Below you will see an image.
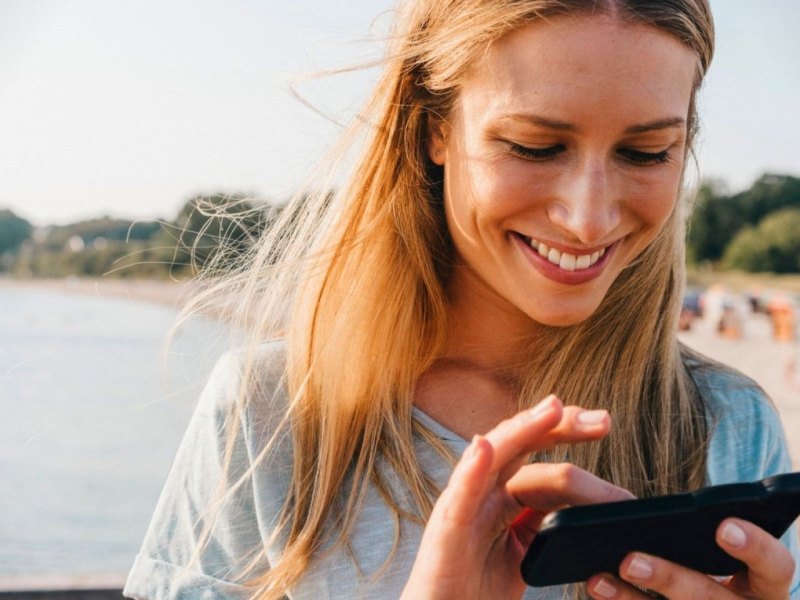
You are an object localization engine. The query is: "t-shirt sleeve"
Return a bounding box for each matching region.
[701,371,800,598]
[123,351,269,599]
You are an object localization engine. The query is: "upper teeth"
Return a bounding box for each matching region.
[529,238,605,271]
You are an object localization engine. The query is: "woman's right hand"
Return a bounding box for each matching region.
[401,394,635,600]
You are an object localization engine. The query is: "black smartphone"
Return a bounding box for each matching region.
[521,472,800,587]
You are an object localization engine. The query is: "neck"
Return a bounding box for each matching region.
[412,267,544,439]
[443,266,542,380]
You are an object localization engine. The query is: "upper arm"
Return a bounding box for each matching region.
[123,350,274,599]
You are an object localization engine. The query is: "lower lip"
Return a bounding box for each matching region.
[512,233,618,285]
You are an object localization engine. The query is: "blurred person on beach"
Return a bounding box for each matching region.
[769,292,797,343]
[124,1,799,598]
[718,300,744,340]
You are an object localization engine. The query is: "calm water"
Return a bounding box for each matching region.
[0,286,228,578]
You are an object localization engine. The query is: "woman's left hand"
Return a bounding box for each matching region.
[587,517,796,599]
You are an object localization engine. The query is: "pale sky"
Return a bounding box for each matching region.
[1,1,799,226]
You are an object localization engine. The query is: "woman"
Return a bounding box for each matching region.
[124,0,800,598]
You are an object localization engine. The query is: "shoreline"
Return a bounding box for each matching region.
[0,276,194,308]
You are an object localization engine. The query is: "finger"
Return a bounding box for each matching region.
[618,552,738,600]
[717,518,796,599]
[433,435,494,527]
[501,463,634,538]
[413,435,495,582]
[504,407,613,489]
[497,405,611,484]
[503,476,630,560]
[506,462,635,516]
[587,574,653,599]
[538,404,612,446]
[485,396,611,482]
[509,508,546,551]
[483,395,562,477]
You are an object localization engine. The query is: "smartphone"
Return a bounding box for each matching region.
[521,472,800,587]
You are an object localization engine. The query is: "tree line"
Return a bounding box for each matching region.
[688,173,800,272]
[0,194,276,279]
[1,173,799,279]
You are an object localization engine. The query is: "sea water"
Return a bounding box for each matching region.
[0,286,228,578]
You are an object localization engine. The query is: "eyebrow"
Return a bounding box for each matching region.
[501,113,575,131]
[500,113,686,134]
[624,117,686,134]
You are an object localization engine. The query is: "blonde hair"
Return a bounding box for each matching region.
[179,0,716,597]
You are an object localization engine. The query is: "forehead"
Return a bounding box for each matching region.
[459,15,698,129]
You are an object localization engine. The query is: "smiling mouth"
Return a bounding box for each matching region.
[519,235,609,271]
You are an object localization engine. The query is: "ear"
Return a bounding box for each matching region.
[427,121,446,166]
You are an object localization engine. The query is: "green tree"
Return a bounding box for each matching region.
[0,209,33,254]
[686,179,733,263]
[723,208,800,273]
[5,193,285,279]
[154,194,269,275]
[42,217,161,251]
[738,174,800,223]
[687,174,800,264]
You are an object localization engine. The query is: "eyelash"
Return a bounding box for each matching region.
[617,148,671,165]
[509,143,671,166]
[509,143,565,161]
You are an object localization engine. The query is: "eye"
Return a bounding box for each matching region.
[509,143,566,162]
[617,148,671,166]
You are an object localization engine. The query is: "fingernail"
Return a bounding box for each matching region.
[591,577,617,598]
[625,555,653,581]
[721,522,747,548]
[577,409,607,426]
[529,395,556,420]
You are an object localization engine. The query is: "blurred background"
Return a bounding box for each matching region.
[0,0,799,594]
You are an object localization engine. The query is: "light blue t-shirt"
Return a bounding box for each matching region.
[123,341,800,599]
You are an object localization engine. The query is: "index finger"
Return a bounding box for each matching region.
[484,395,611,482]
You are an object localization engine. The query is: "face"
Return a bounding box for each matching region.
[429,15,697,330]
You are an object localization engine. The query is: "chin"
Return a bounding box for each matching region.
[535,314,591,328]
[526,301,602,328]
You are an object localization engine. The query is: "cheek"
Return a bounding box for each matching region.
[448,157,549,226]
[628,175,681,229]
[443,157,499,234]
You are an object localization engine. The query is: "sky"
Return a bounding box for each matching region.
[1,0,799,227]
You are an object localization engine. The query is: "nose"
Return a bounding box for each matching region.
[547,160,621,246]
